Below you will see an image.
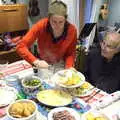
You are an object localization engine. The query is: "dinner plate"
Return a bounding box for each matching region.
[61,82,95,97]
[37,89,72,107]
[81,111,110,120]
[48,107,80,120]
[0,86,17,107]
[52,69,85,88]
[77,88,95,97]
[73,82,95,97]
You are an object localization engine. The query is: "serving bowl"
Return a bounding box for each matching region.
[7,99,37,120]
[21,76,43,96]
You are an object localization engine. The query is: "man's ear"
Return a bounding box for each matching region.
[100,41,103,47]
[115,46,120,54]
[118,47,120,52]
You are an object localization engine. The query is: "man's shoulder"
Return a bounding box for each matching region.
[89,46,101,57]
[114,52,120,63]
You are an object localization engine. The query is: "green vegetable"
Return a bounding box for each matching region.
[24,79,41,86]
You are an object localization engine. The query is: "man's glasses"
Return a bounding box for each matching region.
[101,41,118,49]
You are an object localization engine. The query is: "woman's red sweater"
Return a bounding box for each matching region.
[16,18,77,68]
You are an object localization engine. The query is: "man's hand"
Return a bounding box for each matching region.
[33,60,49,69]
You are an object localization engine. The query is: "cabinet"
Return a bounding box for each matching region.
[0,4,29,64]
[0,4,28,33]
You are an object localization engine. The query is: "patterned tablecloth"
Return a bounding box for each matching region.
[0,60,120,120]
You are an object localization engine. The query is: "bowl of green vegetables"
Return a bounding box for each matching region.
[21,76,43,96]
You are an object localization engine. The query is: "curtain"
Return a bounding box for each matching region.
[84,0,93,23]
[61,0,80,35]
[90,0,103,23]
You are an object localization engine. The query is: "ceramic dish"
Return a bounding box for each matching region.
[0,86,17,107]
[52,69,85,88]
[37,89,72,107]
[2,111,47,120]
[48,107,80,120]
[81,111,110,120]
[62,82,95,97]
[7,99,37,120]
[21,76,43,96]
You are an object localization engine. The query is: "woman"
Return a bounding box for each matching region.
[16,1,77,70]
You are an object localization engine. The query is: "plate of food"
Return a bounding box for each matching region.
[52,68,85,88]
[0,86,17,107]
[7,99,37,120]
[48,107,80,120]
[81,111,111,120]
[64,82,95,97]
[37,89,72,107]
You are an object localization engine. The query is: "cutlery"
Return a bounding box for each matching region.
[85,89,101,102]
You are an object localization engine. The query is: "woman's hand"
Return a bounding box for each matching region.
[33,59,49,69]
[12,36,22,45]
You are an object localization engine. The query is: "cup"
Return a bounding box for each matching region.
[5,75,21,91]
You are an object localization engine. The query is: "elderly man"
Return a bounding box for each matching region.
[84,32,120,93]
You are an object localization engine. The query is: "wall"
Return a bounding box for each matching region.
[108,0,120,26]
[61,0,80,35]
[90,0,104,23]
[17,0,48,28]
[16,0,48,53]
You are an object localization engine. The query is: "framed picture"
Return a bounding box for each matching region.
[1,0,16,4]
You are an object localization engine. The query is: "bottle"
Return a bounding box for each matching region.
[82,37,89,52]
[33,67,38,76]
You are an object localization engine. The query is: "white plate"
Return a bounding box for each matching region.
[63,82,95,97]
[0,86,17,107]
[81,111,110,120]
[78,88,95,97]
[48,107,80,120]
[37,89,72,107]
[52,69,85,88]
[67,88,95,97]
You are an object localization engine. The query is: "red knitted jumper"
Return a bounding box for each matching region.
[16,18,77,68]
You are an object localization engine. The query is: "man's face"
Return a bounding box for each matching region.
[100,34,120,60]
[49,15,66,34]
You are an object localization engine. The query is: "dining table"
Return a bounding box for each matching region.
[0,60,120,120]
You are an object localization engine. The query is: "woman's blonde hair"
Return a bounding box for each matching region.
[48,1,67,18]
